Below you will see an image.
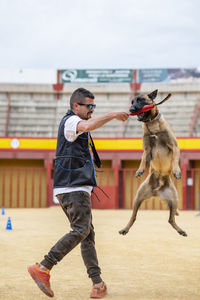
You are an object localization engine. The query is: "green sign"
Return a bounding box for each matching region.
[60,69,133,83]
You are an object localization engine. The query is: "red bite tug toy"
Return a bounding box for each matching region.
[129,104,154,116]
[129,93,172,116]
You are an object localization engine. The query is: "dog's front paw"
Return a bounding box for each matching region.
[173,170,181,179]
[119,229,129,235]
[135,169,144,177]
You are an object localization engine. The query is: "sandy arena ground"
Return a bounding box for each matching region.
[0,207,199,300]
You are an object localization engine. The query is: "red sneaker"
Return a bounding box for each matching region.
[28,263,54,297]
[90,281,107,298]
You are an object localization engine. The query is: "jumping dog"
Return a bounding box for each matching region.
[119,90,187,237]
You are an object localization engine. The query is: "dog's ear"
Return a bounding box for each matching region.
[148,90,158,100]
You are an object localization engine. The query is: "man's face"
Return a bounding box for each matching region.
[75,97,95,120]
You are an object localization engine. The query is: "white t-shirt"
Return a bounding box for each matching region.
[54,115,93,196]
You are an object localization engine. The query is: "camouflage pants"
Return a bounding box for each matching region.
[40,191,102,284]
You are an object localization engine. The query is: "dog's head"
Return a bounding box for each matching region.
[129,89,158,122]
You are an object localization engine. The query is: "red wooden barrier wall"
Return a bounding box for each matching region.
[0,166,199,209]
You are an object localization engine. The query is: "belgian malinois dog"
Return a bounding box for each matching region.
[119,89,187,237]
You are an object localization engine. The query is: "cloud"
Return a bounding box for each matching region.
[0,0,199,69]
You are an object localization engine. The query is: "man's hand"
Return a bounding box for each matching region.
[114,112,129,121]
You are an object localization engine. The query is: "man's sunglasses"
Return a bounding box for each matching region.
[77,103,96,111]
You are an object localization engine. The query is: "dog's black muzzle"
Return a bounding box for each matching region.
[129,105,138,114]
[129,104,151,122]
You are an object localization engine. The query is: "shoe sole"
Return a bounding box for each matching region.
[90,287,107,298]
[28,266,54,298]
[90,291,107,299]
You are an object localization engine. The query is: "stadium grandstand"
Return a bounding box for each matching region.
[0,68,200,211]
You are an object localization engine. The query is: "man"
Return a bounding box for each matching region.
[28,88,129,298]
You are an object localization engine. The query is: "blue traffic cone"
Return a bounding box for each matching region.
[1,206,5,215]
[6,217,12,230]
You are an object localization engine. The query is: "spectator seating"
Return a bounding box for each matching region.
[0,83,199,138]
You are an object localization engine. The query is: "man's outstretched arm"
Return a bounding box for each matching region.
[77,112,129,132]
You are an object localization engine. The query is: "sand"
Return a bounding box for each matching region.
[0,207,199,300]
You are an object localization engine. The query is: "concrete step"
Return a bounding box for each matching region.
[0,118,6,124]
[9,119,55,125]
[10,102,57,108]
[10,107,56,113]
[9,113,56,120]
[0,131,5,137]
[8,124,53,130]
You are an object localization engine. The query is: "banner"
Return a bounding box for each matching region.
[60,69,133,83]
[59,68,200,84]
[137,69,168,83]
[137,68,200,83]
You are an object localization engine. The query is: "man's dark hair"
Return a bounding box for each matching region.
[70,88,95,109]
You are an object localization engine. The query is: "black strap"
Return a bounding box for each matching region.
[89,133,102,168]
[92,186,110,201]
[156,93,171,106]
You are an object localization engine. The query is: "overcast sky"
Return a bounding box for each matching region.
[0,0,199,71]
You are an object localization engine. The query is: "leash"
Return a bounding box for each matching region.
[89,132,102,168]
[89,133,110,201]
[156,93,171,106]
[92,185,110,202]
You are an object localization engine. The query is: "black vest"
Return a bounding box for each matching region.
[53,110,97,188]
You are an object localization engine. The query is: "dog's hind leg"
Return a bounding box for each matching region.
[119,175,153,235]
[159,180,187,237]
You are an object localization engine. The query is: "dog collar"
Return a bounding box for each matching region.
[144,110,161,123]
